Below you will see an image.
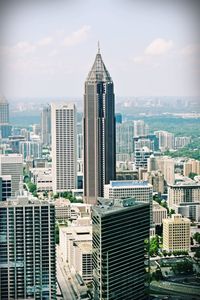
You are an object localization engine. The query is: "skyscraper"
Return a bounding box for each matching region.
[0,95,12,138]
[51,103,77,193]
[0,197,56,299]
[134,120,149,137]
[84,46,116,204]
[41,104,51,146]
[0,154,23,196]
[92,197,150,300]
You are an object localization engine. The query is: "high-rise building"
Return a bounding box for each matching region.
[0,197,56,299]
[0,95,9,124]
[154,130,174,151]
[19,141,42,160]
[51,103,77,193]
[134,120,149,137]
[175,136,191,149]
[0,154,23,196]
[116,121,134,155]
[163,214,190,252]
[41,105,51,146]
[92,197,150,300]
[104,180,153,225]
[147,170,164,194]
[0,95,12,138]
[152,201,167,225]
[135,146,153,169]
[83,47,116,204]
[168,182,200,208]
[0,175,12,201]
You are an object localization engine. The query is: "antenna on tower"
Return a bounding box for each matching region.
[98,41,100,54]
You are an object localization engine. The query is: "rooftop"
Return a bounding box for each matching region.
[0,197,52,208]
[109,180,150,188]
[93,197,149,216]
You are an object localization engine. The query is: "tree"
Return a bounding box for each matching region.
[28,182,37,193]
[172,260,193,275]
[189,172,198,180]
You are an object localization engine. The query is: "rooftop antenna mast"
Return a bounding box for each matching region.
[98,41,100,54]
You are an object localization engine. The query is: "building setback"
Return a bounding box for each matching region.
[0,197,56,299]
[83,47,116,204]
[92,198,150,300]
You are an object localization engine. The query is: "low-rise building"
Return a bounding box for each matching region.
[163,214,190,252]
[153,201,167,225]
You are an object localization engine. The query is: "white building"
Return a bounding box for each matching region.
[154,130,174,151]
[59,224,92,282]
[134,120,149,137]
[152,201,167,225]
[0,154,23,196]
[174,202,200,222]
[168,181,200,208]
[51,103,77,193]
[163,214,190,252]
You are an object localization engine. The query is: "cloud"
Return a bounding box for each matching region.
[133,38,174,64]
[144,38,173,56]
[13,41,36,54]
[37,37,53,47]
[180,44,200,56]
[63,25,91,47]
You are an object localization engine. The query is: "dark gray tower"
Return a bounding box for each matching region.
[84,46,116,204]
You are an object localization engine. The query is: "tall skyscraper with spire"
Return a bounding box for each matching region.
[83,46,116,204]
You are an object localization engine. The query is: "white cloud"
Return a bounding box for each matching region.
[133,56,145,64]
[180,44,200,56]
[63,25,91,47]
[13,41,36,54]
[37,36,53,47]
[145,38,173,56]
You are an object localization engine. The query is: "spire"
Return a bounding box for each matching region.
[98,41,100,54]
[86,47,112,82]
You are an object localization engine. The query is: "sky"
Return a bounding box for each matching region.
[0,0,200,98]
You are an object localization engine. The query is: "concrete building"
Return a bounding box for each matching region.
[59,224,92,282]
[174,202,200,222]
[51,103,77,193]
[41,104,51,146]
[155,130,174,151]
[163,214,190,252]
[168,182,200,208]
[0,154,23,196]
[83,47,116,204]
[135,146,153,169]
[0,197,56,299]
[134,120,149,137]
[153,201,167,225]
[0,175,12,201]
[92,198,150,300]
[156,156,175,185]
[183,159,200,176]
[19,141,42,160]
[104,180,153,229]
[116,121,134,155]
[0,96,12,138]
[175,136,191,149]
[147,170,164,194]
[30,168,53,192]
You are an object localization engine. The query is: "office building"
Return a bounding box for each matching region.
[115,113,122,124]
[41,104,51,146]
[59,224,92,282]
[152,201,167,225]
[174,202,200,222]
[0,197,56,299]
[51,103,77,193]
[133,134,159,152]
[134,120,149,137]
[168,182,200,208]
[163,214,190,252]
[83,47,116,204]
[104,180,153,225]
[0,95,12,138]
[175,136,191,149]
[135,146,153,169]
[0,154,23,196]
[19,141,42,160]
[116,121,134,154]
[156,156,175,185]
[0,175,12,201]
[92,198,150,300]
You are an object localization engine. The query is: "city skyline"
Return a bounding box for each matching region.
[1,0,200,98]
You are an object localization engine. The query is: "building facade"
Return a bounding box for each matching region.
[41,104,51,146]
[83,48,116,204]
[163,214,190,252]
[0,175,12,201]
[51,103,77,193]
[92,198,150,300]
[0,197,56,299]
[0,154,23,196]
